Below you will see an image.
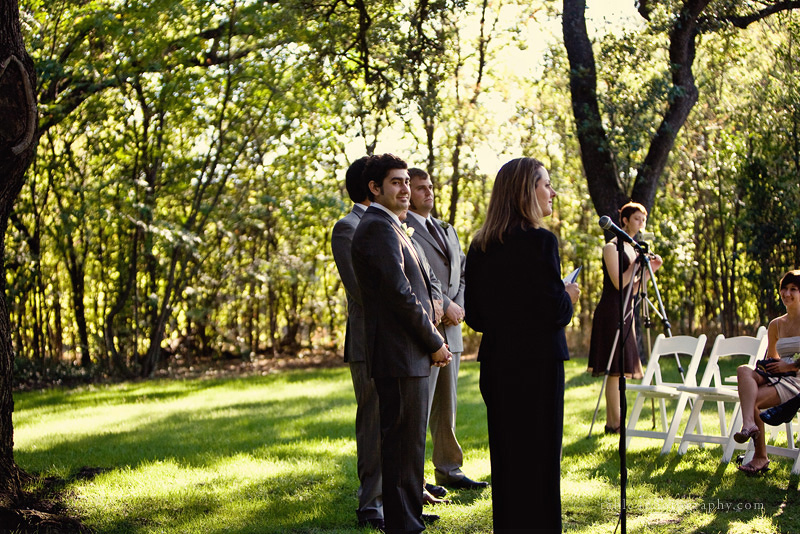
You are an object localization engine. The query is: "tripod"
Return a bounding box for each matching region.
[587,239,675,534]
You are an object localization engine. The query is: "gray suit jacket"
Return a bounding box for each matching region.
[331,206,366,363]
[407,215,466,352]
[352,206,445,378]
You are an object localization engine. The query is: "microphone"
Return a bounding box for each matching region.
[599,215,638,246]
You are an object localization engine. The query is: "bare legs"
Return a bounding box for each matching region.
[605,376,621,431]
[736,365,781,470]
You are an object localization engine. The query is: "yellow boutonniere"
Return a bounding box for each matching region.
[401,223,415,238]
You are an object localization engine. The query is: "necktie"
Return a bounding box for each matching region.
[426,219,448,257]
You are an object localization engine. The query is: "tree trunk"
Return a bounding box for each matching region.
[563,0,711,219]
[562,0,625,220]
[0,0,38,505]
[65,247,90,366]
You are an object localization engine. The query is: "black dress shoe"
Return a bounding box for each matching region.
[424,482,448,498]
[760,393,800,426]
[357,518,385,530]
[445,476,488,490]
[421,513,439,524]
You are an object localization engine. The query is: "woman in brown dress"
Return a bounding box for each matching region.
[587,202,662,433]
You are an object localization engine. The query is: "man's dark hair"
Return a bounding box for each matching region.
[363,153,408,201]
[408,167,429,182]
[345,156,370,203]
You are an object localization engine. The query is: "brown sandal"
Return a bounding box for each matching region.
[737,460,770,476]
[733,426,760,443]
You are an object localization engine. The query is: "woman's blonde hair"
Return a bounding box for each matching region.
[473,157,547,251]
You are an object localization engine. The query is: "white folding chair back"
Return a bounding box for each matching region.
[677,333,768,455]
[756,325,767,339]
[625,333,707,454]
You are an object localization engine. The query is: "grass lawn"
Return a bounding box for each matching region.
[13,357,800,533]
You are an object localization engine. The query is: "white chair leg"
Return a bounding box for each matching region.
[662,394,691,454]
[678,397,706,455]
[626,393,647,449]
[722,409,745,463]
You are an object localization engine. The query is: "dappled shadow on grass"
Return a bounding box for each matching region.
[16,368,371,533]
[14,378,230,424]
[15,365,494,533]
[564,360,596,390]
[17,389,356,472]
[450,361,489,453]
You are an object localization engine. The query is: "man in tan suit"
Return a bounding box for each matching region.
[405,168,488,492]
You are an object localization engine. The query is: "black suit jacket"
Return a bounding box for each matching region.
[464,226,573,362]
[352,206,445,378]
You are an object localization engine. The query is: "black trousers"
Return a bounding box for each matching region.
[481,356,565,533]
[350,361,383,521]
[374,376,429,534]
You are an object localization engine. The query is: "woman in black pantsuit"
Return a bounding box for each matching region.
[464,157,579,533]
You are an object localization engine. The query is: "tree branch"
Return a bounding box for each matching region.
[38,20,264,135]
[717,0,800,29]
[632,0,711,210]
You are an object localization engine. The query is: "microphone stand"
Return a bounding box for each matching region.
[616,236,628,534]
[615,242,680,534]
[606,234,648,534]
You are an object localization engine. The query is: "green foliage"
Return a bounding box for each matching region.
[733,17,800,322]
[8,1,800,375]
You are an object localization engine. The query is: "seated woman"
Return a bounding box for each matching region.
[734,270,800,474]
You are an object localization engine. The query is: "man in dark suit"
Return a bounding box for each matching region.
[331,156,384,529]
[405,168,488,492]
[332,159,446,528]
[352,153,452,534]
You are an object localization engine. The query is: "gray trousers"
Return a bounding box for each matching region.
[427,351,465,484]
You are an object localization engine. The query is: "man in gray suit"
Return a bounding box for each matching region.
[331,156,384,529]
[405,168,488,491]
[352,154,452,534]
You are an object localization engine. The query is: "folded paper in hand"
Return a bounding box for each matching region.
[562,267,581,284]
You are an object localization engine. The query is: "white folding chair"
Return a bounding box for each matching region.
[756,325,767,340]
[625,333,707,454]
[676,333,768,455]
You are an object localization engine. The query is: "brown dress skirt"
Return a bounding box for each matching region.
[587,252,643,379]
